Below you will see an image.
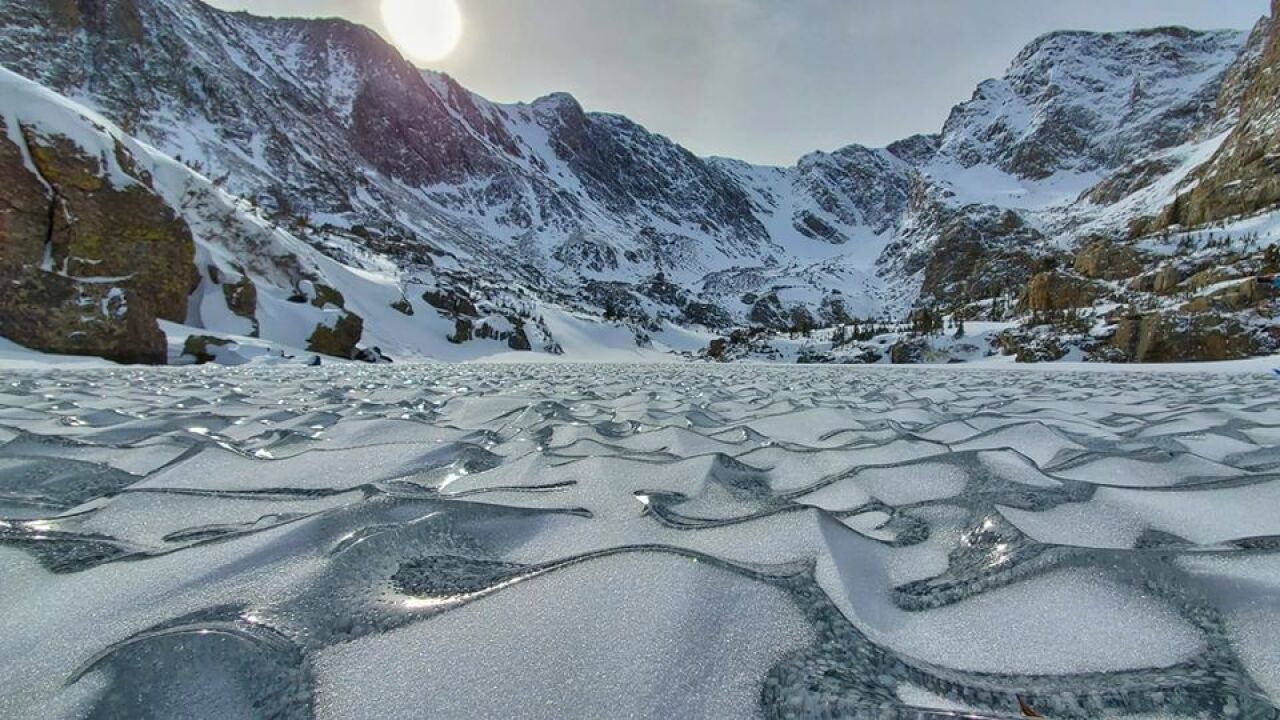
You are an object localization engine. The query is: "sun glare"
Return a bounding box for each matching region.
[380,0,463,63]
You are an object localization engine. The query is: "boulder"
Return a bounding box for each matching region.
[306,311,363,358]
[1017,272,1101,313]
[1152,266,1182,294]
[507,321,532,351]
[0,129,197,364]
[182,335,233,365]
[889,339,923,365]
[353,346,393,364]
[1072,239,1144,280]
[707,338,728,361]
[448,318,473,344]
[310,283,345,309]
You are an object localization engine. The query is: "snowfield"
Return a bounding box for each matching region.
[1,363,1279,718]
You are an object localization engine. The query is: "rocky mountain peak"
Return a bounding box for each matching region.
[937,26,1246,179]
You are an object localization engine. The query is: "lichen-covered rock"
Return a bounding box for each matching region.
[1185,268,1234,292]
[182,335,232,364]
[1152,265,1182,294]
[1110,312,1261,362]
[1017,272,1102,313]
[306,311,363,358]
[1072,239,1144,280]
[0,127,197,364]
[310,283,345,309]
[1182,279,1270,314]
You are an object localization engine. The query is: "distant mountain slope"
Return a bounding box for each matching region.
[1,66,652,365]
[0,0,1277,364]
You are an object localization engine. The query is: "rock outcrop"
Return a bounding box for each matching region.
[1017,272,1102,313]
[0,125,196,364]
[1109,312,1262,363]
[1072,240,1145,281]
[1151,6,1280,229]
[306,311,364,358]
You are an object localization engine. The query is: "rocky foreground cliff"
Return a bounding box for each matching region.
[0,0,1278,365]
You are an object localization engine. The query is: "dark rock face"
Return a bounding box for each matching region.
[748,294,787,330]
[0,126,196,364]
[792,145,914,238]
[448,318,473,344]
[222,273,258,334]
[423,288,478,318]
[900,201,1045,303]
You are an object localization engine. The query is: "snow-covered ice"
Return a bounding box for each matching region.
[1,363,1279,719]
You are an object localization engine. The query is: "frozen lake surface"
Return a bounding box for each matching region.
[1,364,1279,719]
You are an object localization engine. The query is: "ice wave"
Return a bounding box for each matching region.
[0,365,1278,719]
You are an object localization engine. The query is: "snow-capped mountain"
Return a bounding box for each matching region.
[0,0,1277,364]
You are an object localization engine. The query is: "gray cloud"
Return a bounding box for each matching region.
[205,0,1268,165]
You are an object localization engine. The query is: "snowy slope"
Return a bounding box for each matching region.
[2,65,684,364]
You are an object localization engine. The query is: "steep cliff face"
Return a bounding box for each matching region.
[882,25,1251,308]
[936,27,1241,180]
[1150,6,1280,229]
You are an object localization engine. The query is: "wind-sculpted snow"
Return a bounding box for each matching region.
[1,365,1279,719]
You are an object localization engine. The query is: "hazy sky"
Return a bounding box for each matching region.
[206,0,1269,165]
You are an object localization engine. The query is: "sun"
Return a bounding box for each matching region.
[380,0,464,63]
